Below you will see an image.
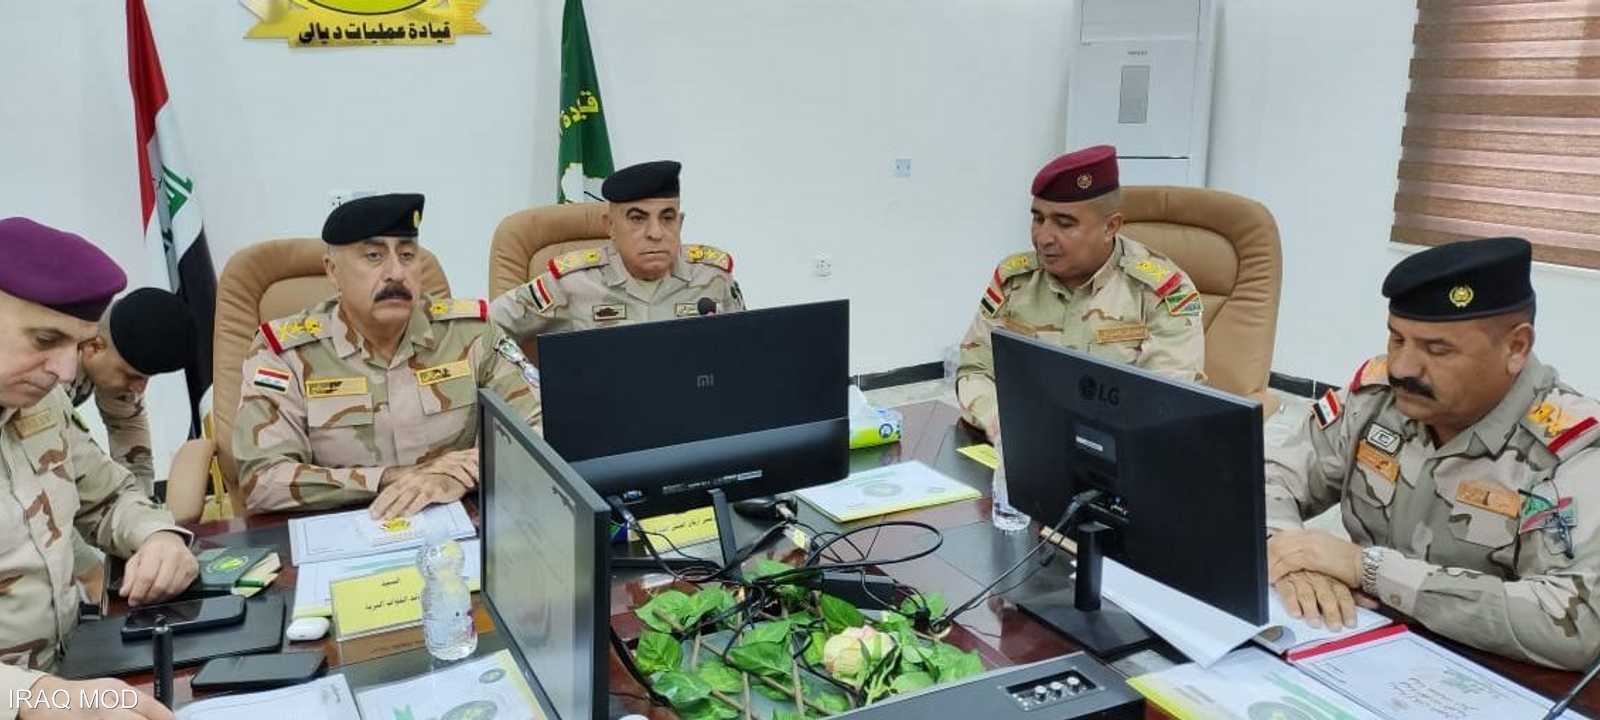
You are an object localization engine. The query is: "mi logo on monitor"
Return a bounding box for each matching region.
[1078,376,1120,406]
[696,374,715,389]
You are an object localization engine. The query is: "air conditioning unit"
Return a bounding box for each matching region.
[1065,0,1218,187]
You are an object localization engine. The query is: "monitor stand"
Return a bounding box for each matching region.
[610,488,745,580]
[1016,521,1153,658]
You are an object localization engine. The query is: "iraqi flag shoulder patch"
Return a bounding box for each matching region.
[252,367,291,393]
[1312,388,1342,429]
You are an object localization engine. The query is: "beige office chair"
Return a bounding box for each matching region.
[210,238,451,516]
[1119,186,1283,414]
[487,203,609,363]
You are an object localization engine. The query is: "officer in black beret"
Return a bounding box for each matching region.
[489,160,745,346]
[74,288,198,495]
[233,194,541,517]
[1262,237,1600,671]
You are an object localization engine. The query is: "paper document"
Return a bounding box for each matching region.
[176,675,359,720]
[1128,647,1384,720]
[293,539,481,618]
[1292,628,1588,720]
[956,444,1000,470]
[289,501,475,565]
[356,649,545,720]
[1099,559,1390,667]
[794,461,979,522]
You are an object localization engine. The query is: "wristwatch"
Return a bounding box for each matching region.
[1360,545,1385,596]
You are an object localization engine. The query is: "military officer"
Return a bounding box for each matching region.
[490,160,745,346]
[233,194,541,519]
[0,217,196,720]
[1265,237,1600,671]
[956,146,1206,441]
[73,287,198,495]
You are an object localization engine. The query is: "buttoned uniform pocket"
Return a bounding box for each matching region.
[1449,492,1519,550]
[306,393,377,468]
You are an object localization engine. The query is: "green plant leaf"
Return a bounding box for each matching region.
[636,630,683,675]
[803,631,826,666]
[899,592,947,620]
[695,659,744,694]
[693,586,735,622]
[750,558,793,580]
[754,683,792,702]
[891,671,935,694]
[677,699,740,720]
[818,594,866,633]
[927,643,984,683]
[785,611,817,629]
[772,711,809,720]
[638,590,695,632]
[894,628,924,666]
[654,670,712,707]
[727,641,793,678]
[874,611,910,633]
[744,619,792,645]
[810,690,850,714]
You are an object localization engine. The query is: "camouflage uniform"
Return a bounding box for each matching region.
[489,242,745,341]
[66,373,153,494]
[1266,353,1600,670]
[233,295,541,514]
[955,235,1207,431]
[0,388,185,700]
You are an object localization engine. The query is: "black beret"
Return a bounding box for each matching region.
[602,161,681,203]
[0,217,126,321]
[322,193,425,245]
[107,288,197,376]
[1383,237,1534,322]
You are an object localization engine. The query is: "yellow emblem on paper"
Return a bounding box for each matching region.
[241,0,488,47]
[1076,173,1093,190]
[1449,285,1474,309]
[380,517,412,534]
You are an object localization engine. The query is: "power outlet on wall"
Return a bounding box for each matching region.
[813,254,833,278]
[893,158,912,178]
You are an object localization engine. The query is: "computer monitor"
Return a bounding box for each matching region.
[479,390,611,720]
[538,299,850,559]
[993,329,1267,656]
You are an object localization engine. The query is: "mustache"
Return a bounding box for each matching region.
[373,284,413,302]
[1389,375,1436,400]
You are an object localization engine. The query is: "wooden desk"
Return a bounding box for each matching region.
[132,400,1596,718]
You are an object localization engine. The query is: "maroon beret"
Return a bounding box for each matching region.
[1032,145,1120,202]
[0,217,127,321]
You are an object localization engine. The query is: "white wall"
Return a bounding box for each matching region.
[6,1,1600,476]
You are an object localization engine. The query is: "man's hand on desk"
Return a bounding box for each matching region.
[1268,530,1381,630]
[118,531,197,607]
[1273,571,1376,630]
[20,675,172,720]
[371,449,479,520]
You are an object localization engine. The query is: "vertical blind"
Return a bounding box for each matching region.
[1394,0,1600,269]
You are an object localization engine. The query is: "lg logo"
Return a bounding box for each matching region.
[1079,376,1120,406]
[696,374,715,389]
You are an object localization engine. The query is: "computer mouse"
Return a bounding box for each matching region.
[286,616,330,642]
[731,496,795,521]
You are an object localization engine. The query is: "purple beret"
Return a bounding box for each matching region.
[1032,145,1120,202]
[0,217,127,321]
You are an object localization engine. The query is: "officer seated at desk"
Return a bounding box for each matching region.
[233,194,540,520]
[0,218,198,720]
[1264,236,1600,671]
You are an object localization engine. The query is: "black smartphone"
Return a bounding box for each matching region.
[191,652,327,692]
[120,595,246,640]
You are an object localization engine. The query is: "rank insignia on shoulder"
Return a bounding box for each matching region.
[1164,290,1203,317]
[685,244,735,273]
[260,314,328,355]
[428,298,488,322]
[548,248,608,279]
[1312,388,1342,429]
[1126,258,1185,298]
[995,252,1037,281]
[252,367,291,394]
[1348,356,1390,392]
[1525,398,1600,455]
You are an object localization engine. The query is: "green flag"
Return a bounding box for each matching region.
[557,0,614,203]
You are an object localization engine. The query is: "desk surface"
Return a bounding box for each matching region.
[146,399,1597,719]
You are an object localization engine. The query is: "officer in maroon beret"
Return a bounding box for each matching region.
[0,217,193,719]
[955,146,1207,441]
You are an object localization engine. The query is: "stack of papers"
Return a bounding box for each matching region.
[288,502,476,566]
[795,461,979,523]
[292,539,481,619]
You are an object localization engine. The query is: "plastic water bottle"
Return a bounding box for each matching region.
[990,435,1032,533]
[417,526,477,661]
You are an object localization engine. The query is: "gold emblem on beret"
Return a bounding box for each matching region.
[1076,173,1094,190]
[412,210,422,228]
[1449,285,1475,309]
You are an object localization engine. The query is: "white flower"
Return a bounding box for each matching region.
[822,626,896,681]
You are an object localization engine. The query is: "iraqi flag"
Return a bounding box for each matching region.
[128,0,217,437]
